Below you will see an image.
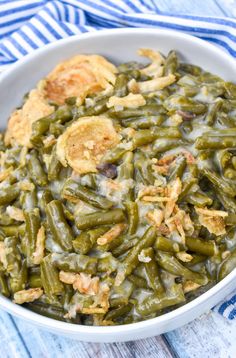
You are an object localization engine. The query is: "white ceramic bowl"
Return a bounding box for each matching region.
[0,28,235,342]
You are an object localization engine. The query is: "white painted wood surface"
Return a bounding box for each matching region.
[0,1,235,357]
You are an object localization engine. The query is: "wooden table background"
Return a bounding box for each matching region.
[1,1,236,357]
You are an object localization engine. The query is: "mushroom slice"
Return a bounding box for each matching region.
[45,54,117,105]
[5,88,53,147]
[56,116,120,174]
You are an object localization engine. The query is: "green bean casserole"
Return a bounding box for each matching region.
[0,48,236,325]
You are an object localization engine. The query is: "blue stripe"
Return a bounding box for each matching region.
[7,36,27,55]
[27,22,50,44]
[0,15,34,29]
[52,2,62,20]
[0,2,41,17]
[124,0,143,13]
[228,308,236,320]
[198,36,236,56]
[18,29,38,49]
[218,295,236,315]
[0,42,16,59]
[36,14,62,39]
[154,11,236,29]
[64,4,70,22]
[101,0,126,14]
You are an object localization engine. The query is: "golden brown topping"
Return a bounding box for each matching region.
[129,74,176,94]
[137,185,165,200]
[5,88,54,147]
[152,164,169,175]
[97,223,127,245]
[107,93,146,109]
[146,209,164,228]
[32,226,46,265]
[195,207,228,236]
[45,54,117,105]
[43,134,56,148]
[13,288,43,304]
[6,206,25,222]
[138,48,165,77]
[183,281,201,293]
[176,251,193,262]
[59,271,100,296]
[164,178,182,219]
[56,116,120,174]
[142,196,170,202]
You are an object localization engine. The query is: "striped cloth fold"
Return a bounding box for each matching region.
[0,0,235,320]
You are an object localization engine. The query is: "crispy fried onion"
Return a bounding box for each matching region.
[183,280,201,293]
[164,178,182,219]
[97,223,127,245]
[138,48,165,77]
[153,151,195,176]
[128,74,176,94]
[6,206,25,222]
[13,288,43,304]
[32,226,46,265]
[107,93,146,109]
[45,54,117,105]
[56,116,120,174]
[59,271,100,296]
[0,242,7,268]
[5,88,54,148]
[195,207,228,236]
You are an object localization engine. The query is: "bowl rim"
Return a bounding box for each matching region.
[0,27,235,337]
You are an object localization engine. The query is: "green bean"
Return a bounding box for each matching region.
[46,200,73,251]
[24,209,41,266]
[29,272,42,288]
[186,237,216,256]
[128,274,148,288]
[48,146,62,181]
[51,253,97,275]
[154,236,180,253]
[73,227,109,254]
[75,208,126,230]
[164,50,178,75]
[218,248,236,280]
[205,99,223,125]
[28,150,47,186]
[132,127,181,148]
[232,156,236,170]
[109,104,166,120]
[40,254,64,297]
[185,192,213,207]
[143,247,165,294]
[84,97,108,116]
[134,151,155,185]
[39,189,53,214]
[152,138,189,154]
[0,184,20,205]
[168,156,186,181]
[114,74,129,97]
[21,188,38,210]
[4,237,27,292]
[62,179,113,209]
[97,253,118,273]
[0,273,10,297]
[195,136,236,150]
[110,279,134,307]
[179,64,202,76]
[121,115,165,129]
[164,95,207,114]
[1,224,25,237]
[112,237,139,258]
[202,168,236,197]
[224,82,236,99]
[105,303,133,321]
[118,61,141,73]
[226,213,236,225]
[136,282,185,316]
[216,191,236,213]
[101,145,130,164]
[126,201,138,235]
[156,251,208,285]
[115,226,156,285]
[224,168,236,180]
[26,302,76,323]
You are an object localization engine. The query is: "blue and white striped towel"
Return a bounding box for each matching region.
[0,0,235,320]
